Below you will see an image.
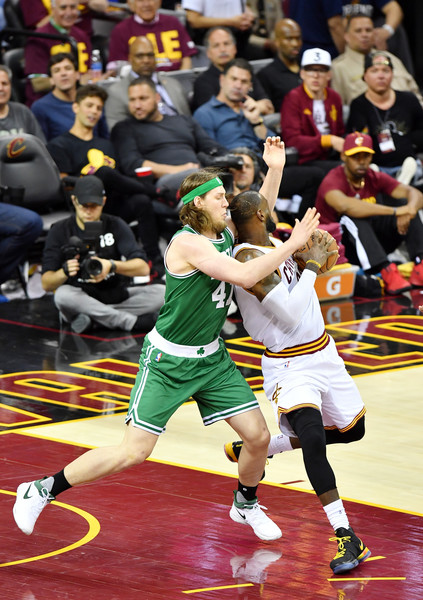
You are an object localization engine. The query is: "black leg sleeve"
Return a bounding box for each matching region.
[287,407,337,497]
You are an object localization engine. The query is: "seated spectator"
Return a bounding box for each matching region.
[191,26,274,114]
[24,0,91,106]
[288,0,344,58]
[47,84,164,271]
[0,66,46,140]
[107,0,196,72]
[110,76,228,206]
[341,0,414,74]
[105,36,190,131]
[41,175,165,334]
[31,53,109,141]
[315,132,423,295]
[256,18,303,112]
[20,0,109,37]
[181,0,255,57]
[331,14,423,106]
[229,146,263,194]
[347,51,423,186]
[0,204,43,301]
[281,48,345,174]
[246,0,284,59]
[193,58,271,153]
[192,58,326,219]
[229,145,282,223]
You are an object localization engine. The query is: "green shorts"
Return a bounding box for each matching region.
[125,332,259,435]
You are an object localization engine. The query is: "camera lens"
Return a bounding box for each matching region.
[85,257,103,276]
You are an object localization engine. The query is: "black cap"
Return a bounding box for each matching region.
[364,51,393,73]
[73,176,105,205]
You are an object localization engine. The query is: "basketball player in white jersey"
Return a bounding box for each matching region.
[225,189,371,575]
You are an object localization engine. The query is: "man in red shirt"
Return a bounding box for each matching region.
[281,47,344,174]
[107,0,196,71]
[24,0,91,106]
[315,132,423,294]
[19,0,109,37]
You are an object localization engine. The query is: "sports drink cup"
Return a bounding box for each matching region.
[135,167,153,177]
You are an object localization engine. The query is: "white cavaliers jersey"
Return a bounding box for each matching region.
[233,237,326,353]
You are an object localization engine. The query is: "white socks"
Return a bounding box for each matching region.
[323,499,350,532]
[267,434,293,456]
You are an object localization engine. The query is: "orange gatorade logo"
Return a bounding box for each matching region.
[7,138,26,159]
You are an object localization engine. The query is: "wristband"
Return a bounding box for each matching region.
[382,23,395,37]
[306,259,322,269]
[252,118,264,127]
[62,261,70,277]
[109,259,117,274]
[392,207,397,217]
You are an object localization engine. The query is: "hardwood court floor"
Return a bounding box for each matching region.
[1,290,423,600]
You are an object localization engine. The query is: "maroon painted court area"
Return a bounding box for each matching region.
[1,433,422,600]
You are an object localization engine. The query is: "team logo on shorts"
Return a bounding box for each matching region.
[155,352,163,362]
[272,383,282,403]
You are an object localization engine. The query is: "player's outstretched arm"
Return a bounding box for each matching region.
[181,208,320,289]
[259,136,286,212]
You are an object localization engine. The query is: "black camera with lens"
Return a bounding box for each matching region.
[61,221,103,280]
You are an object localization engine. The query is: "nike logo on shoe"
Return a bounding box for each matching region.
[23,485,34,500]
[235,508,247,520]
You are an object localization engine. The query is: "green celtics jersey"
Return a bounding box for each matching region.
[156,225,235,346]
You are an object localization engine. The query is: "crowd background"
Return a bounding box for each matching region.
[0,0,422,312]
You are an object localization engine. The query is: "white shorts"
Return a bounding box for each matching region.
[262,336,365,438]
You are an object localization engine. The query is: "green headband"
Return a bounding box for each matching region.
[181,177,223,205]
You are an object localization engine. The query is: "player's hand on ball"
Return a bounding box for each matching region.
[294,229,339,274]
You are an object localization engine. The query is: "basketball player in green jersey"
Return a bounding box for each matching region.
[13,137,320,542]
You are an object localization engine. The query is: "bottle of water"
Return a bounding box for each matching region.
[90,49,102,82]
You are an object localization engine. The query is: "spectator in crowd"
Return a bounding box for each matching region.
[193,58,271,154]
[331,14,423,107]
[288,0,344,58]
[107,0,196,72]
[105,36,190,131]
[20,0,109,37]
[229,146,263,194]
[315,132,423,295]
[0,0,5,31]
[47,84,164,271]
[24,0,91,106]
[341,0,414,74]
[246,0,284,59]
[0,66,46,140]
[347,51,423,186]
[193,58,327,219]
[31,53,109,141]
[229,146,281,223]
[0,204,43,301]
[110,76,228,206]
[41,175,165,334]
[256,18,303,112]
[191,26,274,114]
[281,48,345,174]
[181,0,255,57]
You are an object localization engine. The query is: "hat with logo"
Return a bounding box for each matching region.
[301,48,332,68]
[343,132,375,156]
[73,176,105,205]
[364,51,393,73]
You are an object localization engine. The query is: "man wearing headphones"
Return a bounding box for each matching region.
[230,146,263,195]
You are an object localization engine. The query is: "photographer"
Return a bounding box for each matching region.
[41,176,165,334]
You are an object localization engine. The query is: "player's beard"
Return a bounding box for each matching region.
[266,214,276,233]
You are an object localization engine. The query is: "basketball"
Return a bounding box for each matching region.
[294,229,339,274]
